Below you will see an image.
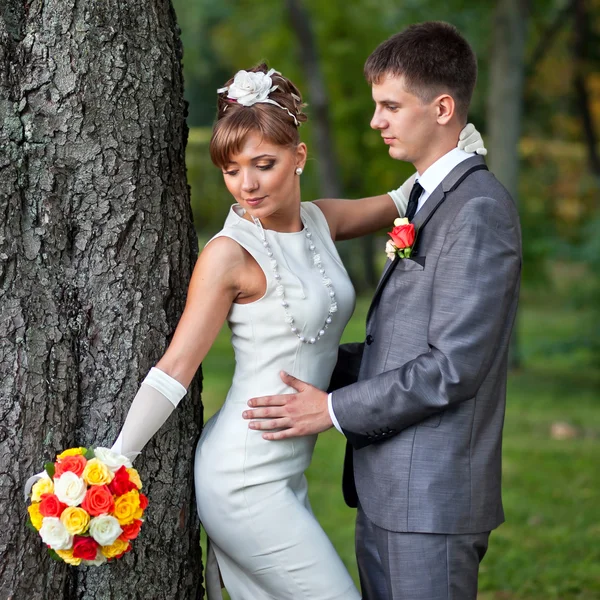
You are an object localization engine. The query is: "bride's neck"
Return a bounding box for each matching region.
[245,206,303,233]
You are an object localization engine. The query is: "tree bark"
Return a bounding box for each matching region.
[487,0,529,369]
[0,1,203,598]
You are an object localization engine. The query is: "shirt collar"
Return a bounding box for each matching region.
[416,148,473,196]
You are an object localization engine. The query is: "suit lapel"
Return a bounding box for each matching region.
[370,255,399,310]
[410,186,445,235]
[366,156,488,324]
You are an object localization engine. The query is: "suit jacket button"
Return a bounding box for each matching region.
[366,335,374,345]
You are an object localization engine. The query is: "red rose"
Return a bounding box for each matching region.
[388,223,415,249]
[120,519,143,541]
[39,493,67,518]
[54,455,87,478]
[81,485,114,516]
[138,493,149,511]
[72,535,99,561]
[108,466,138,497]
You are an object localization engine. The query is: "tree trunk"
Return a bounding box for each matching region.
[487,0,529,369]
[573,0,600,180]
[286,0,342,199]
[285,0,369,286]
[0,1,203,598]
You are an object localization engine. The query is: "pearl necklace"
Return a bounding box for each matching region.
[252,215,337,344]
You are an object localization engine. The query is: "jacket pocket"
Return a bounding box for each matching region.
[393,256,426,272]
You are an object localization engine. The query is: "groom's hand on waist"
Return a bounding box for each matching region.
[242,371,332,440]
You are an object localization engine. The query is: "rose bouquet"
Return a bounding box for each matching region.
[26,446,147,566]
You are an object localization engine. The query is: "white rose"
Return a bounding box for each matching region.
[89,515,123,546]
[93,447,133,472]
[227,70,273,106]
[386,239,397,261]
[39,517,73,550]
[394,217,409,226]
[83,550,107,567]
[53,471,87,506]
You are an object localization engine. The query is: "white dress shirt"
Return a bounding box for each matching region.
[327,147,474,434]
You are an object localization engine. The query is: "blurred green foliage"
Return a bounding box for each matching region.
[174,0,600,354]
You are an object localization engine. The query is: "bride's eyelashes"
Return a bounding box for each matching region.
[223,161,276,177]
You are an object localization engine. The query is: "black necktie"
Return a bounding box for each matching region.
[405,181,423,222]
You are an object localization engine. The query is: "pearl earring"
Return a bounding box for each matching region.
[295,167,303,176]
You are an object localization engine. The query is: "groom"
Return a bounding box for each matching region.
[243,21,521,600]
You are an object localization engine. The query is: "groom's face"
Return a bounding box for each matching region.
[370,74,437,166]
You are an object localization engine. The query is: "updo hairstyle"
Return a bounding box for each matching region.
[209,63,308,169]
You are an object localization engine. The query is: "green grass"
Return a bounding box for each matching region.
[199,293,600,599]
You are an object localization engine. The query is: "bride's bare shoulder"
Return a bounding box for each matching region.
[191,235,261,295]
[201,235,249,265]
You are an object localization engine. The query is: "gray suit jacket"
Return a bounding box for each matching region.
[331,156,522,534]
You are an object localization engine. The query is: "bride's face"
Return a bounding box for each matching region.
[222,132,307,223]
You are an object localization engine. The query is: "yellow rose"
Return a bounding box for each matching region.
[126,468,142,490]
[56,549,82,566]
[31,477,54,502]
[100,538,129,559]
[27,503,44,530]
[82,458,113,486]
[394,217,409,226]
[113,490,140,526]
[56,447,87,460]
[60,507,90,535]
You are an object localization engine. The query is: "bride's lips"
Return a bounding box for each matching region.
[382,137,395,145]
[244,196,267,207]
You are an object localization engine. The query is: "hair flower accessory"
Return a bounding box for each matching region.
[219,69,278,106]
[218,68,300,126]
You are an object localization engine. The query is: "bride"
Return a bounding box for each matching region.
[110,64,484,599]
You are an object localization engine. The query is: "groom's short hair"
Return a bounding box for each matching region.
[364,21,477,120]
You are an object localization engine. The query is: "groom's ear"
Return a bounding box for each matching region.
[434,94,456,125]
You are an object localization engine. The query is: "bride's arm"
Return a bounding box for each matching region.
[112,237,248,457]
[314,184,411,242]
[154,237,245,387]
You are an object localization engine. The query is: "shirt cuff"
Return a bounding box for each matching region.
[328,393,343,434]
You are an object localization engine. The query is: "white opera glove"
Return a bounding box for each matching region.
[458,122,487,155]
[110,367,187,460]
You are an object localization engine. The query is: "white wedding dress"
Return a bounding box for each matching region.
[194,202,360,599]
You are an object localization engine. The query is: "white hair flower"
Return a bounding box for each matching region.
[222,70,277,106]
[218,68,299,125]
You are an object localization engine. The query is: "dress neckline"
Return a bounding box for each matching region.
[228,204,306,236]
